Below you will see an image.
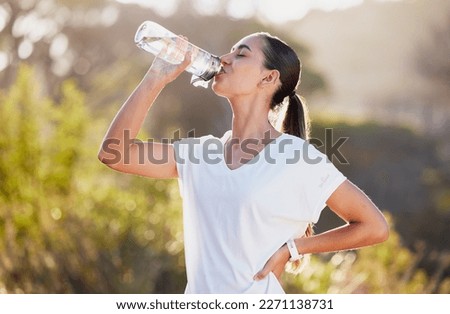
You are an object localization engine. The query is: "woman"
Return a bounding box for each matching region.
[98,32,389,293]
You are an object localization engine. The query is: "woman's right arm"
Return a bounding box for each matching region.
[97,49,192,179]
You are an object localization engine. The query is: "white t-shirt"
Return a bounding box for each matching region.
[173,131,346,294]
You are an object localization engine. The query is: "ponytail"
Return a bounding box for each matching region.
[282,93,310,141]
[257,32,310,141]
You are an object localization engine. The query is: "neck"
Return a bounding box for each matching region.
[228,95,281,142]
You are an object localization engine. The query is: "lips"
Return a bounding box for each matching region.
[217,66,226,75]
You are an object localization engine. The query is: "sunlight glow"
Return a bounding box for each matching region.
[0,4,9,33]
[115,0,402,24]
[227,0,257,20]
[49,33,68,59]
[18,39,33,59]
[116,0,178,17]
[0,52,8,72]
[192,0,221,16]
[257,0,364,23]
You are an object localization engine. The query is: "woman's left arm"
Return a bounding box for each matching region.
[296,179,389,254]
[254,179,389,280]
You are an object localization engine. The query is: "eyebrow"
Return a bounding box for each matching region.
[231,44,252,52]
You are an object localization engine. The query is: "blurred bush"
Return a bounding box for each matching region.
[0,64,185,293]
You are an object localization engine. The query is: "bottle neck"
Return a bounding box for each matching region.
[199,55,221,81]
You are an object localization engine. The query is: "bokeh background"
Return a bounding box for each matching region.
[0,0,449,293]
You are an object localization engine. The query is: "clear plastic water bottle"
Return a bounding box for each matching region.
[134,21,221,88]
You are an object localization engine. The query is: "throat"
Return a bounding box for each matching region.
[223,131,283,171]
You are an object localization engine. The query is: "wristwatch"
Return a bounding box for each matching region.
[286,238,303,262]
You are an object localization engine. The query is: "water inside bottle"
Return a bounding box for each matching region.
[137,36,186,65]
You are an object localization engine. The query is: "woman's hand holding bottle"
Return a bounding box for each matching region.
[146,36,196,86]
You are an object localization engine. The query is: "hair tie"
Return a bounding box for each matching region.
[289,90,297,98]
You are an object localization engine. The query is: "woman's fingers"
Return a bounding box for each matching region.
[253,259,273,281]
[147,35,193,84]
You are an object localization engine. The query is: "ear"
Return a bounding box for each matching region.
[260,69,280,88]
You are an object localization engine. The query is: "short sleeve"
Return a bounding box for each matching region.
[172,135,215,199]
[300,144,347,223]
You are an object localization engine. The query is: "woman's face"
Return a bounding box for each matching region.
[212,35,269,99]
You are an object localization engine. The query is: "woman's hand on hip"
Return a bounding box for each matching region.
[253,245,290,281]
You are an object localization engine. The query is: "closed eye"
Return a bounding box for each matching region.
[236,49,247,57]
[230,44,252,56]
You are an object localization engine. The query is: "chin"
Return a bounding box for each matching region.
[211,80,227,98]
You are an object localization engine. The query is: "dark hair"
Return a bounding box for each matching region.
[258,33,310,141]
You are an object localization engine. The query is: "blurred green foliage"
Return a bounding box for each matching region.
[0,65,447,293]
[0,64,185,293]
[284,213,449,294]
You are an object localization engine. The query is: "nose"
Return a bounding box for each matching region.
[220,52,232,65]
